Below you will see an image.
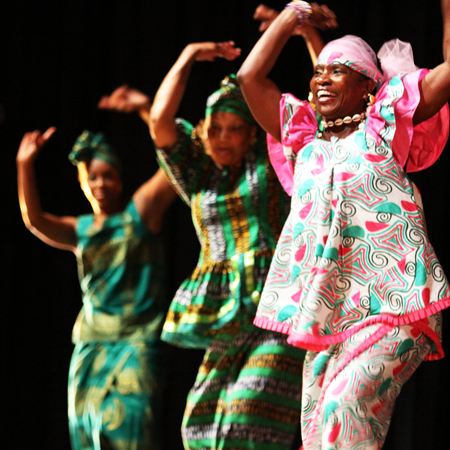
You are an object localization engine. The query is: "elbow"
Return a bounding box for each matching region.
[149,107,164,143]
[236,66,254,90]
[237,64,264,99]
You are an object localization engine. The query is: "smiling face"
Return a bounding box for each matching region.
[82,157,123,213]
[310,64,375,121]
[203,111,256,168]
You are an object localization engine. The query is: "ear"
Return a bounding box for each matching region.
[365,79,376,96]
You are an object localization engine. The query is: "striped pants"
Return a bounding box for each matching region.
[182,317,306,450]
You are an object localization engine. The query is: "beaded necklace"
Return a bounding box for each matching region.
[317,111,366,138]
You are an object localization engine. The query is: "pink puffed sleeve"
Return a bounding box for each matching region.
[268,94,317,196]
[366,69,449,172]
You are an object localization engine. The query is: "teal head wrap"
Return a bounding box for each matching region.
[205,74,254,123]
[69,130,121,172]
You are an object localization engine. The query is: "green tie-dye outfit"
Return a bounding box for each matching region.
[68,200,167,450]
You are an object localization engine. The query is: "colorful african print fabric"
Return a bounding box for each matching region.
[181,311,305,450]
[73,200,167,342]
[156,119,290,349]
[255,70,450,359]
[69,199,167,450]
[301,324,431,450]
[69,341,165,450]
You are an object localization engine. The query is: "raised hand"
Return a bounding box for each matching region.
[191,41,241,62]
[254,3,337,36]
[98,84,151,114]
[16,127,56,164]
[254,4,279,33]
[309,3,338,30]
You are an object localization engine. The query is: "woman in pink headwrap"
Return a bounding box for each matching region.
[237,1,450,448]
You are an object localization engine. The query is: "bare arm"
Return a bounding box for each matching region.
[17,128,78,252]
[237,8,304,142]
[133,168,177,234]
[238,5,337,142]
[253,4,328,66]
[98,85,152,123]
[414,0,450,125]
[149,41,241,150]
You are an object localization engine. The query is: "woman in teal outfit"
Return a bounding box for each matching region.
[17,127,176,450]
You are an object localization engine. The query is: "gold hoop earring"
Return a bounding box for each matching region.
[308,91,316,110]
[367,93,375,107]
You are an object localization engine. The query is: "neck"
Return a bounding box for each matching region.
[90,199,125,217]
[318,109,367,140]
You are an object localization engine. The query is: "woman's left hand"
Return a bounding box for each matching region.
[191,41,241,62]
[309,3,338,30]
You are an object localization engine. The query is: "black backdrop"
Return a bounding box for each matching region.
[1,1,449,449]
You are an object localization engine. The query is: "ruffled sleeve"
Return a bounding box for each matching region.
[155,118,212,206]
[366,69,449,172]
[268,94,318,196]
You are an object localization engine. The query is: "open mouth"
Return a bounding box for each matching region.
[317,90,337,101]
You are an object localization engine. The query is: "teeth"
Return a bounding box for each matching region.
[317,90,337,98]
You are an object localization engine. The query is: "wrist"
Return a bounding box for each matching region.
[285,1,312,25]
[17,156,36,167]
[185,43,202,59]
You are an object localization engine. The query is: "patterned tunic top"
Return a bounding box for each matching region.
[73,200,167,343]
[156,119,290,348]
[254,70,450,360]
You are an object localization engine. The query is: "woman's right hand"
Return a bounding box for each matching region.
[16,127,56,165]
[188,41,241,62]
[98,85,151,114]
[254,3,337,35]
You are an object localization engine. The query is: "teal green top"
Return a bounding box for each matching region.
[155,119,290,348]
[73,200,167,343]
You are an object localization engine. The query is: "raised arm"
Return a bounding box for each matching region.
[98,85,152,123]
[414,0,450,125]
[149,41,241,150]
[17,128,78,252]
[238,4,337,142]
[133,168,177,234]
[253,4,328,66]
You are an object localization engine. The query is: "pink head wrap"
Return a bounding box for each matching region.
[317,35,419,90]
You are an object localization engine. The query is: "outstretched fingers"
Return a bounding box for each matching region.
[311,3,338,30]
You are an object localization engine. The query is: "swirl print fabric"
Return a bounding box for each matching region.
[255,72,450,357]
[300,324,431,449]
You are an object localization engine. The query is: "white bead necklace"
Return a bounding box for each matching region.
[321,112,366,129]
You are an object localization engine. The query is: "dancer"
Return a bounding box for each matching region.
[237,1,450,448]
[148,41,307,450]
[17,128,176,450]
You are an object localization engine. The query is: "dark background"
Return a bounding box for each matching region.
[1,0,449,449]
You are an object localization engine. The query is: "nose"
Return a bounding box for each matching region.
[218,128,229,140]
[94,176,105,187]
[317,71,331,86]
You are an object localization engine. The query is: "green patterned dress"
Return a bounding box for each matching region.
[156,119,306,450]
[68,200,167,450]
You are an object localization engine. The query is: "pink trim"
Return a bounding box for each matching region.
[253,315,292,335]
[366,70,449,173]
[254,296,450,359]
[267,95,317,196]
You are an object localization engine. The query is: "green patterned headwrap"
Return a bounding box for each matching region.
[205,74,255,123]
[69,130,121,172]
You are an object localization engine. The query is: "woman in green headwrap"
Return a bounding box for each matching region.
[17,127,176,450]
[147,40,309,450]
